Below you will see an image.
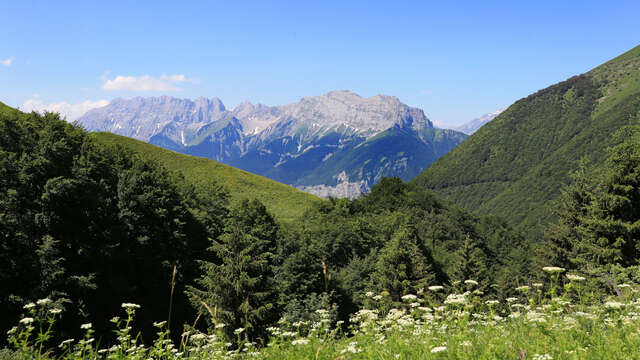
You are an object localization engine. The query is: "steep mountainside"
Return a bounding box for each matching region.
[412,44,640,238]
[79,91,467,198]
[454,109,504,135]
[91,132,321,222]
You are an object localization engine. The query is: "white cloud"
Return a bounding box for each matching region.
[102,74,193,91]
[1,58,13,66]
[22,98,109,121]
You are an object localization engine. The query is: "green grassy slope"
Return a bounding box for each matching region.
[412,44,640,238]
[92,132,322,221]
[0,101,20,117]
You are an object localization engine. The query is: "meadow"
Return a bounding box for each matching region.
[6,267,640,359]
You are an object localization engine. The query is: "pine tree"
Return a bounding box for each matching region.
[540,160,592,272]
[370,224,436,302]
[190,199,279,341]
[577,124,640,271]
[451,235,488,288]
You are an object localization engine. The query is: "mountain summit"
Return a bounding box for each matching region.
[79,91,467,197]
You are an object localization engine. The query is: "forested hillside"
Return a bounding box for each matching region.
[91,132,321,222]
[1,106,527,350]
[413,45,640,238]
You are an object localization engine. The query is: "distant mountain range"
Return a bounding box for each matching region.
[454,109,505,135]
[79,90,467,197]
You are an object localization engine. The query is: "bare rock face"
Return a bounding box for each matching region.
[78,91,466,198]
[79,96,228,145]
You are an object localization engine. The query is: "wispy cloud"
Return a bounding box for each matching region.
[1,58,13,66]
[102,74,194,91]
[22,98,109,121]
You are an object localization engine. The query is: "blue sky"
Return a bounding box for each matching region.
[1,1,639,127]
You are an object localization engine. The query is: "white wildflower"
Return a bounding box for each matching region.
[566,274,585,281]
[19,317,34,325]
[191,333,207,341]
[516,286,530,292]
[58,339,74,348]
[532,354,553,360]
[444,294,467,305]
[532,283,543,288]
[23,303,36,310]
[37,298,52,306]
[153,321,167,328]
[49,308,62,315]
[431,346,447,353]
[506,297,518,303]
[372,295,383,300]
[365,291,374,297]
[215,323,226,329]
[542,266,565,273]
[464,279,478,286]
[605,301,624,309]
[428,285,444,292]
[618,283,632,288]
[234,328,245,334]
[401,294,417,302]
[80,323,92,330]
[121,302,140,309]
[291,339,309,346]
[486,300,499,305]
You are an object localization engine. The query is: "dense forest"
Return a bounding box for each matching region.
[413,45,640,240]
[1,108,530,348]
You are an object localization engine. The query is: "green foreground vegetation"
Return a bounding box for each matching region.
[7,268,640,359]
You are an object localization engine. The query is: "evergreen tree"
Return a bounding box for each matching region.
[577,124,640,271]
[540,160,592,271]
[190,199,279,341]
[370,225,437,302]
[451,235,488,288]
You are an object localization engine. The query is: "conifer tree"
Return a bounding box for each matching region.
[370,224,436,302]
[577,124,640,271]
[451,235,488,288]
[190,199,279,341]
[540,160,592,272]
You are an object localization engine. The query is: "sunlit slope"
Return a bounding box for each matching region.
[412,44,640,237]
[92,132,322,221]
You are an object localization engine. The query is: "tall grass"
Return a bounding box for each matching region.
[6,267,640,359]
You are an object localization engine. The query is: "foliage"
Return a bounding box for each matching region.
[188,199,280,342]
[91,132,321,223]
[413,44,640,241]
[0,110,222,344]
[7,268,640,359]
[540,121,640,293]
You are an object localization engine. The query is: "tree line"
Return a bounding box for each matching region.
[7,108,639,349]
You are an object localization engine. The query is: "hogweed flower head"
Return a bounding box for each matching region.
[37,298,52,306]
[543,266,565,273]
[566,274,585,282]
[431,346,447,353]
[291,339,309,346]
[19,317,34,325]
[401,294,417,302]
